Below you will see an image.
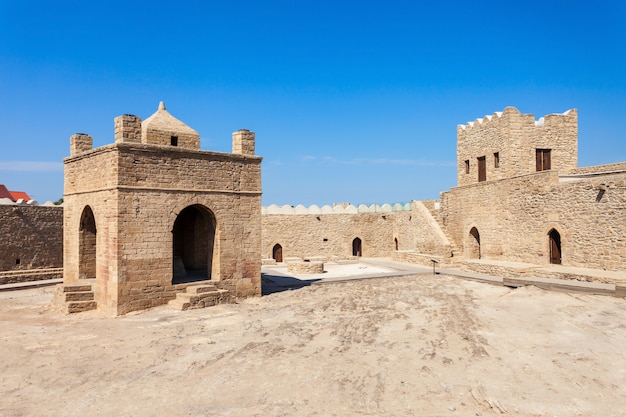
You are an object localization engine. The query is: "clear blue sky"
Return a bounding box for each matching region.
[1,1,625,205]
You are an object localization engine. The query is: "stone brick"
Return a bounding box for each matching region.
[59,102,262,316]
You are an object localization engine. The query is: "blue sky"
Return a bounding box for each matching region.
[1,1,625,205]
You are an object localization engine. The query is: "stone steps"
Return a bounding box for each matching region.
[52,282,97,314]
[168,283,231,311]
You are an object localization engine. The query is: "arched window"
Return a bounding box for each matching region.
[79,206,97,279]
[548,229,561,265]
[352,237,362,257]
[469,227,481,259]
[172,205,217,284]
[272,243,283,263]
[394,237,399,251]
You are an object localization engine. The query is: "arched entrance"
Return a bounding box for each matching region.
[172,205,217,284]
[272,243,283,262]
[469,227,481,259]
[549,229,562,264]
[352,237,362,257]
[79,206,97,279]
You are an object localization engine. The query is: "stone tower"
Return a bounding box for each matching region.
[456,106,577,186]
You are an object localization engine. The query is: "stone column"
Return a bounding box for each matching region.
[70,133,93,156]
[232,129,255,155]
[114,114,142,143]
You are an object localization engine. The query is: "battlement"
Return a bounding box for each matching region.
[457,106,577,136]
[262,202,412,215]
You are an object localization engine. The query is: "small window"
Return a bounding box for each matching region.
[536,149,551,171]
[323,238,328,242]
[15,258,20,265]
[494,152,500,168]
[170,136,178,146]
[464,160,470,174]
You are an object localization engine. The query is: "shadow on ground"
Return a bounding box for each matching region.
[172,270,212,285]
[261,273,321,295]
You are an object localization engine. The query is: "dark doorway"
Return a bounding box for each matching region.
[477,156,486,182]
[469,227,481,259]
[352,237,362,257]
[79,206,97,279]
[394,237,399,251]
[549,229,561,264]
[172,205,217,284]
[272,243,283,262]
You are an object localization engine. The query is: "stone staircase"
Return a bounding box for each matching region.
[168,283,231,311]
[52,282,97,314]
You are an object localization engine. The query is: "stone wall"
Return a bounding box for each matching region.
[262,211,407,259]
[0,204,63,271]
[441,169,626,271]
[261,201,451,261]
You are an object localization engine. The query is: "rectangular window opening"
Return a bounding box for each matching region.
[494,152,500,168]
[536,149,551,171]
[323,238,328,242]
[170,136,178,146]
[477,156,486,182]
[15,258,20,265]
[464,160,470,174]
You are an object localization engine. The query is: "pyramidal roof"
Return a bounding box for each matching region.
[142,101,199,137]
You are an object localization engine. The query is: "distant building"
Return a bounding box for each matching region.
[0,184,32,202]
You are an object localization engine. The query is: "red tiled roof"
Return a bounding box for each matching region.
[0,184,13,200]
[0,184,32,202]
[9,191,31,201]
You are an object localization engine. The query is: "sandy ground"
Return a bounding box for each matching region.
[1,274,626,417]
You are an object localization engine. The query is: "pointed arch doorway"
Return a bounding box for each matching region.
[469,227,481,259]
[352,237,362,257]
[272,243,283,263]
[79,206,97,280]
[549,229,561,265]
[172,205,218,284]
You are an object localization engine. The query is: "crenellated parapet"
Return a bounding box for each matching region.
[262,202,412,215]
[456,106,577,187]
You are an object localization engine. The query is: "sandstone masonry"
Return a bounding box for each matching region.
[0,203,63,283]
[5,105,624,302]
[56,102,262,316]
[263,107,626,280]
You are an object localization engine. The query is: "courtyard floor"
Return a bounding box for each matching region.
[1,271,625,416]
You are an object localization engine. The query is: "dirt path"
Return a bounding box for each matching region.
[1,275,625,416]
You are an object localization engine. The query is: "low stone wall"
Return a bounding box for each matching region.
[462,259,538,278]
[0,268,63,285]
[392,251,448,267]
[287,261,324,274]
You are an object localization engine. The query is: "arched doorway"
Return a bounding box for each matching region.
[394,237,399,251]
[352,237,362,257]
[469,227,481,259]
[548,229,561,264]
[79,206,97,279]
[272,243,283,263]
[172,205,217,284]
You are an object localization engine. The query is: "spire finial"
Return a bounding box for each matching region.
[158,101,166,111]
